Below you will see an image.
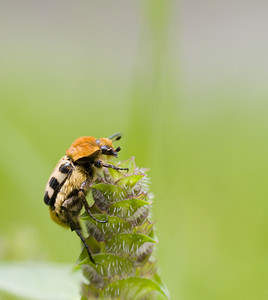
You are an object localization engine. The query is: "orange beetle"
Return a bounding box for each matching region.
[44,133,127,263]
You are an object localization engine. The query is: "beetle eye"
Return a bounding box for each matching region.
[100,145,113,155]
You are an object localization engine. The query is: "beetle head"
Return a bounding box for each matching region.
[97,137,121,157]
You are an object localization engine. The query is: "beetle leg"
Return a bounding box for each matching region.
[94,160,128,171]
[61,206,95,264]
[74,229,95,264]
[79,190,108,223]
[79,181,108,223]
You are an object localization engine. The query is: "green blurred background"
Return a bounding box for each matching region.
[0,0,267,299]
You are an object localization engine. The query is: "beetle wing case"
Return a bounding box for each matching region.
[66,136,100,162]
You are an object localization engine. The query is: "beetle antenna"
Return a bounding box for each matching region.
[108,133,122,142]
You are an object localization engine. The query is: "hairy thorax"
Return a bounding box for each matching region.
[54,165,89,214]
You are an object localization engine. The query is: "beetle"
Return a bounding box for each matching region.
[44,133,128,263]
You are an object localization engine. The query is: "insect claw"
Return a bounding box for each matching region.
[75,229,96,264]
[90,214,108,223]
[118,167,129,171]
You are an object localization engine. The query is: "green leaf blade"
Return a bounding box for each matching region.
[106,233,157,259]
[108,198,150,225]
[81,214,131,241]
[116,174,144,193]
[100,277,169,300]
[91,183,128,203]
[79,254,135,284]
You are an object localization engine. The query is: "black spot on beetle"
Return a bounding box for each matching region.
[49,177,60,190]
[67,189,79,199]
[59,163,71,174]
[44,191,51,205]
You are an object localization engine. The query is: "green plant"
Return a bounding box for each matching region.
[77,157,169,300]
